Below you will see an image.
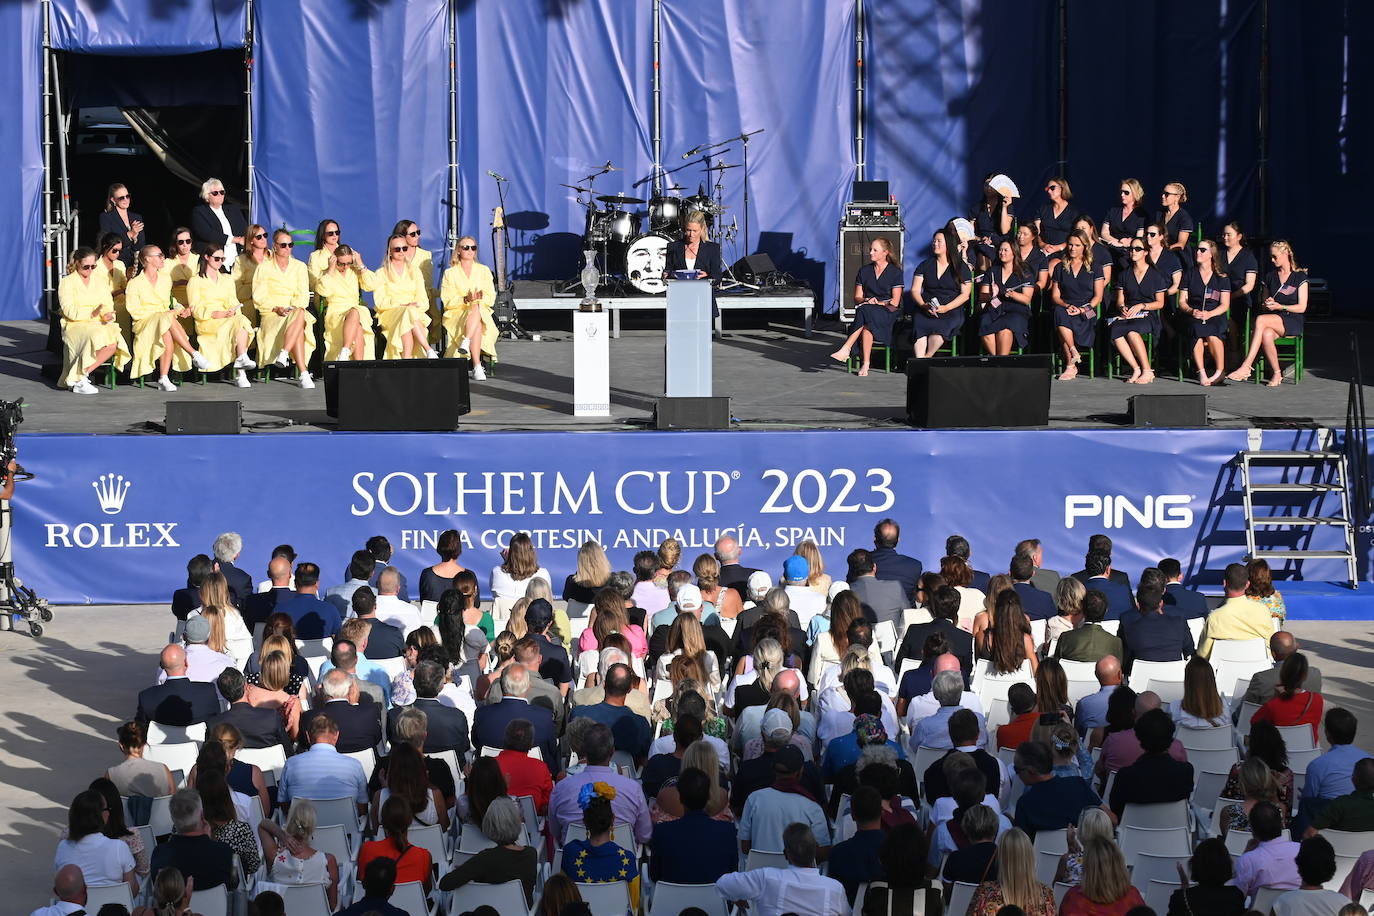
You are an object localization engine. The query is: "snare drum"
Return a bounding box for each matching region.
[624,232,672,295]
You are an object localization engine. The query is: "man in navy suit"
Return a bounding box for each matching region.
[242,556,293,632]
[895,586,974,686]
[206,667,291,753]
[471,664,558,772]
[1158,558,1210,619]
[870,518,923,599]
[137,645,222,726]
[1010,554,1057,621]
[946,535,990,592]
[316,669,385,754]
[388,659,471,757]
[212,531,253,606]
[1071,534,1133,591]
[1119,586,1194,674]
[1079,551,1135,620]
[649,767,738,884]
[276,563,341,640]
[171,554,213,624]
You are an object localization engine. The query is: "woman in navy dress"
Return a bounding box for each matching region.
[1102,178,1148,269]
[830,237,903,376]
[1144,222,1184,298]
[1220,221,1259,359]
[1112,240,1167,383]
[971,174,1015,264]
[909,229,972,358]
[1157,182,1196,268]
[1035,177,1080,258]
[1178,240,1231,386]
[978,240,1034,355]
[1050,230,1105,380]
[1014,223,1051,291]
[1074,215,1114,288]
[1228,240,1308,386]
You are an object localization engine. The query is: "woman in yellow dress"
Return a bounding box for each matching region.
[440,235,497,380]
[308,218,367,290]
[316,244,376,360]
[392,219,441,345]
[252,228,315,388]
[94,232,130,340]
[231,223,270,325]
[58,247,130,394]
[167,227,200,307]
[189,246,256,388]
[374,233,437,359]
[125,245,210,391]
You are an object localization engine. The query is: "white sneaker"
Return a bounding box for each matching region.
[458,337,470,357]
[338,347,352,361]
[472,364,487,381]
[157,376,178,392]
[425,348,439,359]
[299,371,315,390]
[71,377,98,395]
[234,369,251,388]
[274,349,291,369]
[233,353,257,369]
[191,351,211,371]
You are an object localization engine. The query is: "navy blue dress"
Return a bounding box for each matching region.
[1111,266,1166,340]
[1037,202,1081,247]
[1105,205,1149,267]
[848,261,904,344]
[1091,242,1114,280]
[1052,260,1102,347]
[1266,269,1308,337]
[1221,247,1259,314]
[978,265,1033,346]
[910,258,969,338]
[1020,246,1051,288]
[1183,268,1230,339]
[1150,249,1184,294]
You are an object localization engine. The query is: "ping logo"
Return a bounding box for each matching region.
[92,473,131,515]
[1064,495,1195,529]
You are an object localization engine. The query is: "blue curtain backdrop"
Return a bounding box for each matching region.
[661,0,855,305]
[455,0,655,281]
[0,1,44,321]
[252,0,450,265]
[50,0,245,54]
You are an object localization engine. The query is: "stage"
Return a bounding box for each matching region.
[2,315,1370,434]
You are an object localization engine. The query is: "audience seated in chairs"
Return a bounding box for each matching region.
[53,788,139,894]
[1058,835,1143,916]
[1231,801,1301,897]
[439,796,538,904]
[968,827,1057,916]
[263,798,340,911]
[1012,740,1104,838]
[335,856,405,916]
[548,722,652,847]
[368,742,448,834]
[717,822,848,916]
[648,766,738,885]
[148,788,236,892]
[277,712,369,818]
[1056,591,1124,664]
[1107,706,1195,817]
[106,719,177,800]
[738,745,831,859]
[358,796,432,895]
[495,717,555,813]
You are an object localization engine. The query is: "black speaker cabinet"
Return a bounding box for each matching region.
[730,253,777,282]
[654,397,731,430]
[905,354,1052,428]
[165,400,241,434]
[324,359,471,431]
[1130,394,1207,427]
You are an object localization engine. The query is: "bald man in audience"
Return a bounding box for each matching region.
[31,865,86,916]
[1242,631,1323,707]
[904,653,981,725]
[1074,655,1123,734]
[1095,691,1187,780]
[373,567,421,635]
[136,644,222,726]
[243,555,293,631]
[734,668,818,754]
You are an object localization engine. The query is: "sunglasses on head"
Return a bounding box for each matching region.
[460,244,477,251]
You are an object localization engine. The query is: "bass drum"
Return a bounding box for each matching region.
[624,232,672,295]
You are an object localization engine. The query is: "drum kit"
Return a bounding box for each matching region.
[566,156,740,295]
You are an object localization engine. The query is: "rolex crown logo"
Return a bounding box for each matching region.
[92,473,132,515]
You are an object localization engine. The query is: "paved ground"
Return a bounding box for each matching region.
[4,313,1370,433]
[0,603,1370,907]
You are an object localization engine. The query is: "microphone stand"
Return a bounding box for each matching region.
[683,128,764,253]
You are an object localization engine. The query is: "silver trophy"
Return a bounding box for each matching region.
[579,249,602,312]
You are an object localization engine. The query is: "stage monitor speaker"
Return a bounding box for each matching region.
[730,253,776,282]
[838,226,903,321]
[165,400,241,435]
[654,396,730,430]
[1130,394,1207,427]
[324,359,471,431]
[905,354,1051,428]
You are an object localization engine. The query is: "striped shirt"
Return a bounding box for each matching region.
[278,743,367,805]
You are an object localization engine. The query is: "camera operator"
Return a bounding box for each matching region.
[1,459,16,501]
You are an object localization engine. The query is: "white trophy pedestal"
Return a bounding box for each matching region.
[573,310,610,417]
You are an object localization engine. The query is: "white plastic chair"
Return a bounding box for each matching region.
[1191,770,1232,815]
[411,822,451,871]
[311,822,355,900]
[1224,828,1252,856]
[1033,828,1068,855]
[1053,882,1074,909]
[1058,659,1097,680]
[648,882,729,916]
[576,881,631,916]
[459,822,497,853]
[293,796,362,849]
[1251,886,1287,914]
[236,745,287,787]
[276,883,332,916]
[189,887,229,916]
[1323,829,1374,858]
[448,879,531,916]
[1288,746,1322,773]
[1274,724,1317,752]
[1120,800,1190,829]
[947,880,978,916]
[1178,725,1236,752]
[1209,798,1243,839]
[341,748,377,783]
[973,659,1034,713]
[911,746,946,786]
[143,741,201,775]
[745,849,789,871]
[146,721,207,745]
[84,884,135,911]
[1131,853,1189,901]
[1145,878,1181,914]
[1214,659,1270,699]
[376,655,407,681]
[1067,678,1100,705]
[1147,679,1186,705]
[1118,825,1191,867]
[1100,620,1120,636]
[1128,659,1187,692]
[1187,746,1239,773]
[1235,701,1262,742]
[1187,617,1205,644]
[1210,638,1269,663]
[391,880,431,916]
[432,749,464,789]
[566,821,638,855]
[1035,848,1062,885]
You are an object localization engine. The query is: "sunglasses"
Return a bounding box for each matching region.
[253,232,266,239]
[275,242,291,249]
[1047,185,1059,191]
[337,260,353,268]
[207,255,224,262]
[324,229,340,237]
[177,238,192,245]
[1146,231,1160,237]
[114,194,130,202]
[1120,190,1131,196]
[406,230,421,237]
[109,248,122,255]
[1130,246,1146,252]
[78,263,96,271]
[460,244,477,251]
[209,189,225,196]
[391,247,408,253]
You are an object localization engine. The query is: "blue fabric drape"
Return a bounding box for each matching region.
[50,0,246,54]
[1,1,44,320]
[252,0,449,263]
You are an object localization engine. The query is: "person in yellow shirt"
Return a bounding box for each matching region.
[252,228,315,388]
[167,227,200,307]
[94,232,130,340]
[307,219,367,291]
[374,232,437,359]
[230,223,270,325]
[439,235,497,380]
[316,244,376,360]
[58,247,130,394]
[189,246,256,388]
[125,245,211,391]
[1197,562,1275,659]
[393,219,441,346]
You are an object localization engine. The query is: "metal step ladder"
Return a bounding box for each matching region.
[1239,445,1359,587]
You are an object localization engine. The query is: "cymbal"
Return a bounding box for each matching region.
[560,183,590,193]
[706,163,741,172]
[597,194,645,205]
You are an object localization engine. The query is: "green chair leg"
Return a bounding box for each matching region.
[847,343,893,374]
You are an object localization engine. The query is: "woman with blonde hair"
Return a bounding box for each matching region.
[1055,806,1114,885]
[968,827,1056,916]
[140,866,192,916]
[1220,756,1286,836]
[655,613,719,687]
[252,227,314,387]
[693,553,742,622]
[795,539,832,595]
[491,532,551,602]
[524,577,569,645]
[1228,239,1308,386]
[724,637,784,717]
[829,236,903,375]
[655,537,683,585]
[1102,177,1149,267]
[192,571,252,667]
[315,242,376,361]
[1044,575,1085,652]
[564,540,612,607]
[655,747,731,821]
[1060,835,1143,916]
[58,246,129,394]
[126,245,210,390]
[1158,181,1196,258]
[440,234,498,378]
[189,245,255,387]
[265,799,340,911]
[230,222,268,323]
[1176,655,1230,729]
[374,231,437,359]
[475,629,518,701]
[247,649,302,739]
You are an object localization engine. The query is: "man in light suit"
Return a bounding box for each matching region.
[845,548,908,628]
